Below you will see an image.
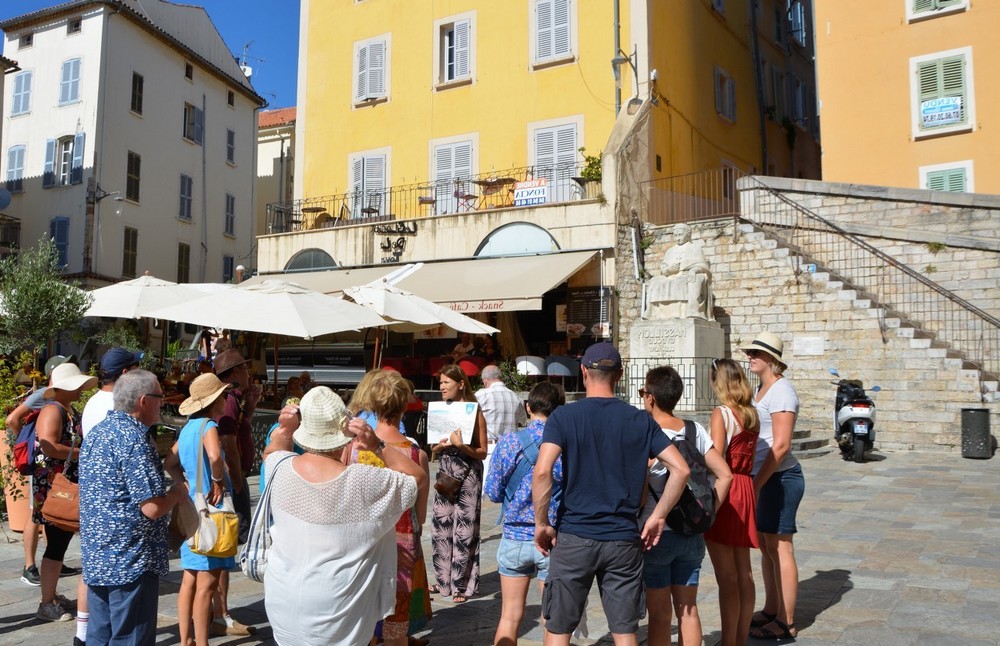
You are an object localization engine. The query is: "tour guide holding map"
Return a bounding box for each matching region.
[428,364,488,604]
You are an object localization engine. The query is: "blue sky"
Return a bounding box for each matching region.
[1,0,301,109]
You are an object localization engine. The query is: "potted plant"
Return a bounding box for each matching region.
[1,352,35,532]
[577,148,603,199]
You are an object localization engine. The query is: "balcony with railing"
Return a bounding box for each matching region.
[265,162,602,234]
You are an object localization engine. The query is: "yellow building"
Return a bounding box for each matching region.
[288,0,820,223]
[815,0,998,193]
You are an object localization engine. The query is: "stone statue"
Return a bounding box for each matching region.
[644,223,713,320]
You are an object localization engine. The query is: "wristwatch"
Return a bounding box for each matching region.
[374,439,386,455]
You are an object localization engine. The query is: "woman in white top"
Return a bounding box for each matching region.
[744,332,803,641]
[262,386,427,646]
[639,366,732,646]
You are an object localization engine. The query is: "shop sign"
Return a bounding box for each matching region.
[566,287,612,338]
[513,179,548,206]
[921,97,962,128]
[448,300,508,312]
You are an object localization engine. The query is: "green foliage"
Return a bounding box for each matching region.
[924,264,938,274]
[925,241,946,255]
[93,324,156,370]
[166,339,184,358]
[0,238,92,357]
[1,351,35,504]
[497,360,533,393]
[578,148,602,181]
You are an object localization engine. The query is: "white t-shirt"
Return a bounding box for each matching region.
[81,389,115,437]
[752,378,799,475]
[639,420,712,527]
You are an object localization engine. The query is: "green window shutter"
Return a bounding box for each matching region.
[940,55,966,123]
[925,168,966,192]
[916,54,967,131]
[913,0,934,12]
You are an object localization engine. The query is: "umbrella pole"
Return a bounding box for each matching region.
[373,328,382,369]
[272,336,280,407]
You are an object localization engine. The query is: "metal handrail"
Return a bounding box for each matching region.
[741,175,999,394]
[640,167,744,226]
[265,162,602,234]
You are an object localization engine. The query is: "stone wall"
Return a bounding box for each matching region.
[623,180,1000,452]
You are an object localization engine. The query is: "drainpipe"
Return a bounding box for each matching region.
[613,0,622,115]
[749,0,768,172]
[199,93,208,281]
[88,5,117,276]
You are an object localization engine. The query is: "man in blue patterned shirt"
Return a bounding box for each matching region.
[484,381,564,646]
[80,370,189,645]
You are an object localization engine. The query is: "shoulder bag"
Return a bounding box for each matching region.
[240,453,295,582]
[41,408,80,533]
[188,419,240,558]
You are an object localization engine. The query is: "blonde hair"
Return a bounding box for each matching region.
[711,359,759,434]
[350,369,409,423]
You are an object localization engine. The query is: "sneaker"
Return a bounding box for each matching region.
[73,638,85,646]
[210,618,255,636]
[36,600,72,622]
[20,565,41,586]
[54,593,77,612]
[59,564,81,577]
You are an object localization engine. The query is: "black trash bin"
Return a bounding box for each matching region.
[961,408,992,459]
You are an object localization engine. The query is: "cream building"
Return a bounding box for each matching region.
[255,107,295,246]
[1,0,265,286]
[1,54,18,260]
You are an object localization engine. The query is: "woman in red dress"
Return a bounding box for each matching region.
[705,358,760,646]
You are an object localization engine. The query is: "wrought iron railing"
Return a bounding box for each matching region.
[741,176,1000,395]
[642,167,744,226]
[615,356,757,412]
[265,162,602,234]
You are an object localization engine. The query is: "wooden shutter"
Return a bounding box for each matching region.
[6,146,24,192]
[368,40,385,98]
[536,0,553,61]
[917,55,966,130]
[194,107,204,144]
[553,0,570,57]
[355,43,368,100]
[70,132,85,184]
[50,217,69,267]
[926,168,966,192]
[43,138,56,188]
[454,20,470,79]
[434,141,473,212]
[535,124,577,201]
[60,59,80,103]
[12,71,31,114]
[913,0,934,11]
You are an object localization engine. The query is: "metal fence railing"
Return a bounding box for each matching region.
[741,176,1000,398]
[265,162,602,234]
[642,167,744,226]
[615,356,757,412]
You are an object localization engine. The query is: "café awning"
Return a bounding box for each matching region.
[393,250,599,313]
[249,250,600,313]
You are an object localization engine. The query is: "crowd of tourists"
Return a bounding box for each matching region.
[5,329,803,646]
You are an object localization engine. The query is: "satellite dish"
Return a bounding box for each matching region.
[0,188,11,210]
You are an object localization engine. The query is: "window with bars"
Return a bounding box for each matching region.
[912,49,971,137]
[122,227,138,278]
[131,72,143,114]
[59,58,81,105]
[535,0,572,64]
[179,174,193,220]
[177,243,191,283]
[12,71,32,115]
[126,151,141,202]
[6,145,25,192]
[225,194,235,236]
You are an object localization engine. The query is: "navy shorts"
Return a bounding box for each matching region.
[542,532,645,635]
[756,463,805,535]
[642,531,706,588]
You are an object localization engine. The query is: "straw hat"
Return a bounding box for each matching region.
[179,374,231,416]
[293,386,353,452]
[742,331,787,366]
[44,363,98,399]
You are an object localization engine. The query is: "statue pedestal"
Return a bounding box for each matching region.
[628,318,724,412]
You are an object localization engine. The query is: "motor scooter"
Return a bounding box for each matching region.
[829,368,881,463]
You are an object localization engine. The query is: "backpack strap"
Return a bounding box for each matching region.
[650,421,695,503]
[498,429,540,524]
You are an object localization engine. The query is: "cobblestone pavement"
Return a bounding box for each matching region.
[1,449,998,645]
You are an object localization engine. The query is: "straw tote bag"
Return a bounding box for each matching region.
[188,420,239,558]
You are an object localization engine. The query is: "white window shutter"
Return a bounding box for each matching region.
[71,132,85,184]
[454,20,470,79]
[364,155,385,195]
[555,125,577,168]
[535,128,556,168]
[368,40,385,98]
[536,0,553,61]
[352,157,364,196]
[43,138,57,188]
[60,61,72,103]
[355,44,368,100]
[553,0,571,57]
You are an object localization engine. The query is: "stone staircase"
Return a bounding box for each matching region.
[733,222,998,452]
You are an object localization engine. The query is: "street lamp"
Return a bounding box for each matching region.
[86,182,123,205]
[84,181,123,274]
[612,45,639,115]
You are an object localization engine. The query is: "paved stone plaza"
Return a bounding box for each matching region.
[1,449,998,645]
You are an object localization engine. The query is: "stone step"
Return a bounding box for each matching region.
[854,299,871,309]
[837,289,858,300]
[795,444,836,460]
[910,337,932,349]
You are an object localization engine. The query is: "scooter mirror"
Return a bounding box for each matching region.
[870,386,881,392]
[828,368,840,376]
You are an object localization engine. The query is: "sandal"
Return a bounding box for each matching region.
[749,619,795,641]
[750,610,777,629]
[428,584,447,596]
[409,637,430,646]
[452,595,468,604]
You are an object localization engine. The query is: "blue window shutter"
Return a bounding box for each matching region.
[43,139,57,188]
[50,217,69,267]
[194,107,204,144]
[71,132,85,184]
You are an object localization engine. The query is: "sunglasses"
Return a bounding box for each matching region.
[638,388,649,398]
[745,349,764,359]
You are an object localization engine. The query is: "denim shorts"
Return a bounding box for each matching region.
[757,463,805,535]
[642,531,706,588]
[497,537,550,580]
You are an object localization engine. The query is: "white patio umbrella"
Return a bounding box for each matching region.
[144,279,389,339]
[344,280,499,335]
[84,273,222,319]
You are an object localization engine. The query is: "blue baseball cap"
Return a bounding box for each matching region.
[100,347,144,378]
[581,342,622,371]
